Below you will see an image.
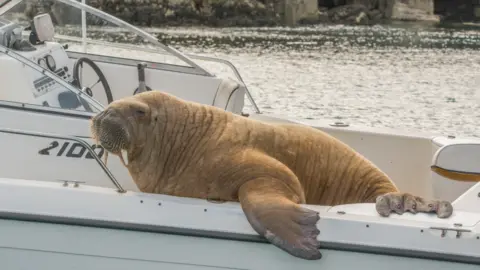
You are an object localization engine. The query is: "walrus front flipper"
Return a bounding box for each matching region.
[375,192,453,219]
[238,179,321,260]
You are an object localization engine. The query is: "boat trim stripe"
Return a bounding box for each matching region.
[0,246,248,269]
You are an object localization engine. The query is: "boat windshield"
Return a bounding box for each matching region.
[0,0,214,113]
[0,0,210,74]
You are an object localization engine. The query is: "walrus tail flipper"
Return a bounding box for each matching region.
[238,178,322,260]
[375,192,453,219]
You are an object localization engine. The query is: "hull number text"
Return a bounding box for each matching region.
[39,140,105,159]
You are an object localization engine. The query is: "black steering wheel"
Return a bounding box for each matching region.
[72,57,113,108]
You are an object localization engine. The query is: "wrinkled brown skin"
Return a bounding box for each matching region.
[90,91,453,260]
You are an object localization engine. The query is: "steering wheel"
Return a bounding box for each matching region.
[72,57,113,108]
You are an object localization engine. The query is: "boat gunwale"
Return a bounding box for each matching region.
[0,175,478,266]
[0,205,479,265]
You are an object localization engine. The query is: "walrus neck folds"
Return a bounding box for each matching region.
[129,98,231,193]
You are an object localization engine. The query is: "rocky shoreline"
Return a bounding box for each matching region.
[21,0,480,27]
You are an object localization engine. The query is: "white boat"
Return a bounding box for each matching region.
[0,0,479,268]
[0,128,480,269]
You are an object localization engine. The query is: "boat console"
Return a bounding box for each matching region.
[0,13,100,112]
[0,6,249,115]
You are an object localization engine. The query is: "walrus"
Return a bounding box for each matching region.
[90,90,453,260]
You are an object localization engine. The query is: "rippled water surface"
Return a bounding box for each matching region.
[70,22,480,138]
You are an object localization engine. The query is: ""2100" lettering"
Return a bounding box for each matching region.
[38,140,105,159]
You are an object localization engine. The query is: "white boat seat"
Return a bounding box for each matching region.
[33,13,55,42]
[212,76,245,114]
[431,142,480,182]
[430,138,480,211]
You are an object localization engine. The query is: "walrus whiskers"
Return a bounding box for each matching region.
[92,135,109,166]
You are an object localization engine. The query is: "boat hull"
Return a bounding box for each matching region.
[1,218,478,270]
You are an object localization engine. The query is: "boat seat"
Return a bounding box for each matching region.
[431,141,480,182]
[430,137,480,210]
[212,76,245,115]
[32,13,56,43]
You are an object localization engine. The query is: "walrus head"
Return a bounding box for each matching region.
[90,94,158,167]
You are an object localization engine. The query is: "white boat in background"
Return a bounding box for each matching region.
[0,0,479,268]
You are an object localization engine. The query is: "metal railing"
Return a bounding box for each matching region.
[0,127,126,193]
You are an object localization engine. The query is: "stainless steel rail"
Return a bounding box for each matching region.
[0,127,126,193]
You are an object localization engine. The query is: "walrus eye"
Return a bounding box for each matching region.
[428,203,433,208]
[135,109,145,116]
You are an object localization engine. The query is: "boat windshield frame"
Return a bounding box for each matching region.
[0,0,213,77]
[0,0,20,12]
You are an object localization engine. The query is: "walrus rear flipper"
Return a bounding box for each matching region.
[238,178,322,260]
[375,192,453,219]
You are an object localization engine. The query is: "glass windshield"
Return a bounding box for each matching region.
[0,0,211,113]
[1,0,207,70]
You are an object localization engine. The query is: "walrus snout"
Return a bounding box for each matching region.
[91,108,130,154]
